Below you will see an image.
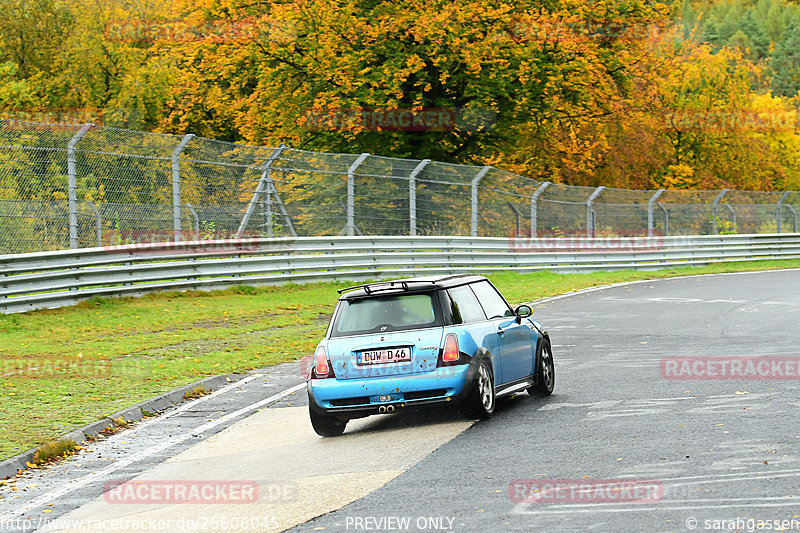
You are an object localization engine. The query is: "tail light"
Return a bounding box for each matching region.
[312,346,334,379]
[439,333,460,365]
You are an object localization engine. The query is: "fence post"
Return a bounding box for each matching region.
[407,159,430,237]
[777,191,791,233]
[648,189,665,237]
[86,201,102,248]
[264,175,273,237]
[725,204,737,232]
[786,204,798,233]
[657,202,669,236]
[712,189,729,235]
[470,166,492,237]
[507,202,521,238]
[67,123,93,249]
[346,153,370,236]
[586,186,605,238]
[530,181,551,238]
[186,202,200,240]
[171,134,194,242]
[267,175,297,238]
[236,144,286,238]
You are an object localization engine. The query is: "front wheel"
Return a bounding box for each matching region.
[529,337,555,397]
[309,405,347,437]
[464,359,495,419]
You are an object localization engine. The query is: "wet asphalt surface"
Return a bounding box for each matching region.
[292,270,800,533]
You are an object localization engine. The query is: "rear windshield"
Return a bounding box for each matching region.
[331,293,439,337]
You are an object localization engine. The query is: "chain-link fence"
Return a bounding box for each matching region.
[2,119,800,254]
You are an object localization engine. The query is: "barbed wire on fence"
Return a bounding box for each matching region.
[1,119,799,254]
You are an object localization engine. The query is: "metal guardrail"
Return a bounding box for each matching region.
[2,234,800,314]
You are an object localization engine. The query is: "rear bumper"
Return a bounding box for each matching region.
[308,363,474,418]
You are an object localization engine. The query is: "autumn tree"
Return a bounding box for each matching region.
[2,0,800,195]
[151,0,670,168]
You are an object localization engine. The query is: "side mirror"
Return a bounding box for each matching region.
[515,304,532,322]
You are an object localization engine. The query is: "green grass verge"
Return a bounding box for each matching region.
[1,259,799,460]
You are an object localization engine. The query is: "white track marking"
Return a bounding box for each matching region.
[510,467,800,515]
[528,267,800,307]
[0,379,305,520]
[654,466,800,484]
[512,496,800,515]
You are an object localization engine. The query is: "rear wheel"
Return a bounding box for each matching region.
[309,405,347,437]
[528,337,554,397]
[465,359,495,419]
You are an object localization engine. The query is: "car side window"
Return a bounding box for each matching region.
[447,285,487,324]
[470,281,514,320]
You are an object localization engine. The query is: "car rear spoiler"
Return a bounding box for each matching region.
[337,280,437,295]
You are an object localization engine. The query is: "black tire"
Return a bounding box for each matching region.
[529,336,555,397]
[465,359,495,419]
[309,405,347,437]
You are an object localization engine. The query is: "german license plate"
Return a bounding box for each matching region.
[357,347,412,366]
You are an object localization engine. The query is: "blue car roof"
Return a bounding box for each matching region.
[338,274,487,299]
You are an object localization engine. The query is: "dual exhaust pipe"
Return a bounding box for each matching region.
[377,405,396,414]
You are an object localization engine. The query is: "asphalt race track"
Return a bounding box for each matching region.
[2,269,800,533]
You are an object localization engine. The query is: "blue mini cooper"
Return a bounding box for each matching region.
[307,275,554,436]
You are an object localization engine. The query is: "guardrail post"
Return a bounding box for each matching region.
[530,181,550,238]
[346,153,370,236]
[586,186,605,238]
[171,134,194,242]
[86,201,102,248]
[648,189,665,237]
[712,189,729,235]
[407,159,430,237]
[777,191,792,233]
[657,202,669,236]
[236,144,286,238]
[67,123,93,249]
[471,166,492,237]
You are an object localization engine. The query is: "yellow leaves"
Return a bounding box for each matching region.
[653,3,671,16]
[661,164,697,190]
[21,0,795,193]
[405,55,425,73]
